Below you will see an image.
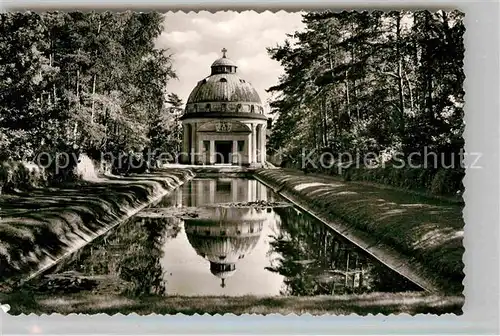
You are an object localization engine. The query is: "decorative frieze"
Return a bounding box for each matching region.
[215,121,233,132]
[186,102,264,114]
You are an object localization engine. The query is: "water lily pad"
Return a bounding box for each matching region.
[209,200,291,209]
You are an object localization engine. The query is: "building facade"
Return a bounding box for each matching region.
[180,49,267,166]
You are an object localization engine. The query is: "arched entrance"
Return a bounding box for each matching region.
[196,120,252,165]
[215,141,233,164]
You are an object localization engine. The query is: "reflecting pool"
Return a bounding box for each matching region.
[28,178,422,297]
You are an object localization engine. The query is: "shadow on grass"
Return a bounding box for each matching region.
[256,169,464,295]
[0,169,193,284]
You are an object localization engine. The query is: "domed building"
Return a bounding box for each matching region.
[180,49,267,166]
[184,207,266,287]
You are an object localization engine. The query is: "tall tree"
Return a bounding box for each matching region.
[267,10,464,172]
[0,11,180,181]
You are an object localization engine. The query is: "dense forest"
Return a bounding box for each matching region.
[0,12,182,187]
[267,11,465,195]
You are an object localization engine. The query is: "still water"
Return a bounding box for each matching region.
[31,178,422,297]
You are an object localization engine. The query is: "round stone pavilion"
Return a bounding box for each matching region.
[180,48,267,166]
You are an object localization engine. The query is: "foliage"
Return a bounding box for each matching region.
[147,92,184,163]
[0,11,181,185]
[267,10,465,190]
[267,207,421,296]
[342,164,464,196]
[0,161,49,192]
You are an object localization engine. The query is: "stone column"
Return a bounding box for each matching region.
[209,140,215,165]
[259,181,268,201]
[232,140,238,165]
[246,131,252,165]
[183,183,190,206]
[209,179,215,203]
[189,181,195,206]
[231,180,238,202]
[196,179,203,205]
[254,125,260,163]
[176,187,183,206]
[256,125,262,163]
[247,179,252,200]
[261,124,266,164]
[190,122,197,164]
[182,124,189,163]
[251,123,257,165]
[199,139,206,165]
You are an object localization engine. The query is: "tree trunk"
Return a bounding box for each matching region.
[48,48,57,105]
[53,81,57,104]
[330,99,338,140]
[351,46,360,120]
[74,68,80,140]
[48,53,52,105]
[91,19,102,124]
[76,69,80,103]
[73,120,78,140]
[322,95,328,147]
[345,70,350,118]
[396,13,406,137]
[424,12,434,121]
[326,38,338,143]
[103,98,110,150]
[91,75,96,123]
[404,70,414,110]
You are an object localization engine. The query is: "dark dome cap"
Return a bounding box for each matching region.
[211,57,237,68]
[211,48,237,75]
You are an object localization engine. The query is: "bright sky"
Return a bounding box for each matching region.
[155,11,305,112]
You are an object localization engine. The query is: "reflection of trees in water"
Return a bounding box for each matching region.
[63,216,181,296]
[268,208,421,296]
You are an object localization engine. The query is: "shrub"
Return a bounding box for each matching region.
[430,169,464,195]
[111,153,149,175]
[0,161,48,192]
[340,164,463,196]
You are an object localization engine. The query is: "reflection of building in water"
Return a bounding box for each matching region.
[184,207,266,287]
[173,178,268,207]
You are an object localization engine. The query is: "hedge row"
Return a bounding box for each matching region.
[343,165,464,196]
[0,161,49,193]
[279,159,464,196]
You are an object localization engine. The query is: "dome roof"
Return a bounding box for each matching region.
[186,234,262,264]
[187,74,261,104]
[209,262,236,288]
[184,49,263,112]
[211,269,236,279]
[211,57,237,67]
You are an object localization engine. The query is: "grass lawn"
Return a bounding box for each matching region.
[256,168,464,294]
[0,290,463,315]
[0,168,193,284]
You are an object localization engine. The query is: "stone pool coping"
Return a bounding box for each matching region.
[254,168,464,295]
[0,168,194,286]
